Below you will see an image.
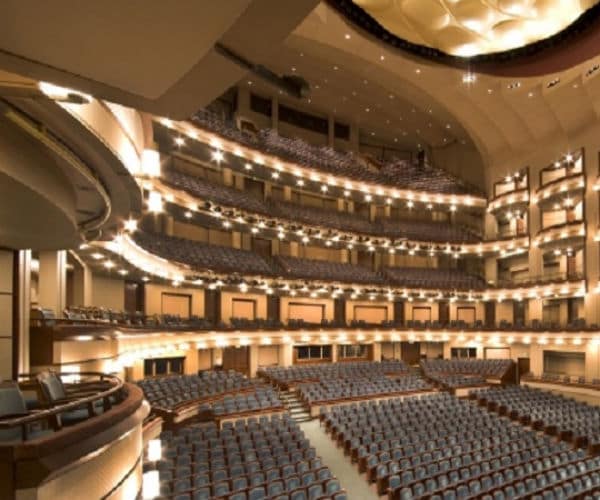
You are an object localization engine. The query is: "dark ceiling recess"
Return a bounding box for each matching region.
[215,43,311,98]
[327,0,600,77]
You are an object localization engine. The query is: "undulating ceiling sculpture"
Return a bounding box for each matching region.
[328,0,600,75]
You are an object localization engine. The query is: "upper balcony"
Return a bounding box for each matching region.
[534,150,585,207]
[488,168,529,216]
[153,112,487,209]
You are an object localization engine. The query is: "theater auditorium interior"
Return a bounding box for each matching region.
[7,1,600,499]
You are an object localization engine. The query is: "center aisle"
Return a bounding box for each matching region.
[300,420,379,500]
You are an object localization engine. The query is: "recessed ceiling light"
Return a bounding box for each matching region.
[487,89,493,94]
[462,72,476,84]
[333,65,338,70]
[363,79,368,84]
[380,55,385,61]
[446,124,451,129]
[527,92,534,98]
[415,68,421,74]
[365,107,370,112]
[389,94,395,99]
[344,33,351,40]
[174,137,185,147]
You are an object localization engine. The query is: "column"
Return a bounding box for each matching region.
[289,241,299,258]
[249,344,259,378]
[38,250,67,316]
[584,146,600,325]
[331,344,338,363]
[236,86,251,124]
[223,167,233,187]
[372,342,382,362]
[279,343,293,367]
[0,251,17,379]
[73,261,93,306]
[271,238,280,256]
[184,346,199,375]
[484,257,497,285]
[369,204,377,222]
[271,96,279,131]
[15,251,31,377]
[349,123,359,152]
[231,232,242,249]
[283,186,292,201]
[339,249,348,264]
[327,115,335,148]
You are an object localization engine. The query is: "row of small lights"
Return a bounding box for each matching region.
[113,333,600,366]
[89,230,588,303]
[160,118,483,208]
[148,186,532,258]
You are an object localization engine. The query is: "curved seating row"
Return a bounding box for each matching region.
[163,168,480,243]
[259,361,410,387]
[471,385,600,450]
[133,231,485,290]
[190,110,482,196]
[144,415,347,500]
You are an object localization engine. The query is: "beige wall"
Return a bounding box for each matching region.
[405,301,439,321]
[91,275,125,311]
[221,292,267,321]
[258,345,279,367]
[145,283,204,317]
[346,300,393,322]
[280,297,333,321]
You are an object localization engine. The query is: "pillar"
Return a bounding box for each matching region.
[283,186,292,201]
[369,204,377,222]
[223,167,233,187]
[327,115,335,148]
[249,344,259,378]
[289,242,299,258]
[15,251,31,376]
[331,344,338,363]
[231,232,242,250]
[184,346,199,375]
[38,250,67,316]
[271,239,280,256]
[340,249,348,264]
[73,261,93,306]
[372,342,382,362]
[279,343,293,367]
[349,123,359,152]
[271,96,279,131]
[584,147,600,325]
[485,257,497,285]
[236,86,251,123]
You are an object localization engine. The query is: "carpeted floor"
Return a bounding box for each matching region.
[300,420,380,500]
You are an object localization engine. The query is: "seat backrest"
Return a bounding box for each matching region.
[37,371,66,403]
[0,381,27,441]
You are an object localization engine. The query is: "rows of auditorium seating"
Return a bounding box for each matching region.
[211,388,283,418]
[143,415,346,500]
[471,386,600,449]
[162,168,480,243]
[274,255,384,285]
[425,373,487,389]
[383,267,486,290]
[420,359,513,379]
[297,376,431,405]
[259,361,410,387]
[137,371,262,411]
[319,393,600,499]
[190,110,482,196]
[522,372,600,387]
[60,306,213,329]
[134,231,275,276]
[133,231,486,289]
